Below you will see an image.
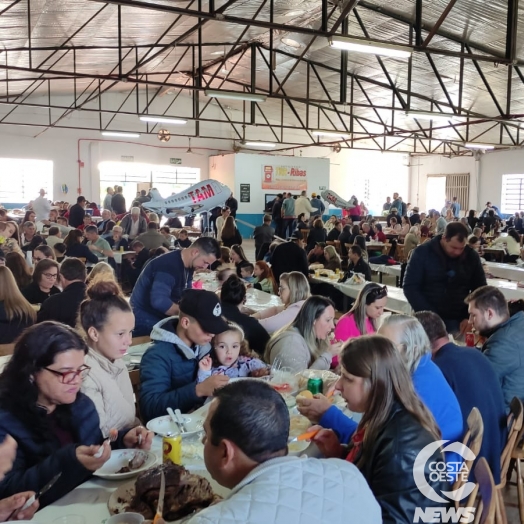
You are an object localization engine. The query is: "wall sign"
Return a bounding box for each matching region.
[170,158,182,165]
[262,165,307,190]
[240,183,250,203]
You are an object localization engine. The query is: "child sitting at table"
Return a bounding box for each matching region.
[197,322,269,380]
[239,262,255,283]
[253,260,278,294]
[175,229,192,248]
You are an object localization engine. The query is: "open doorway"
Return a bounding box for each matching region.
[98,162,200,207]
[426,176,446,212]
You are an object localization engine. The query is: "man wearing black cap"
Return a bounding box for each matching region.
[270,232,309,283]
[139,289,230,422]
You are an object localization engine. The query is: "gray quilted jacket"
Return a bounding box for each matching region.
[186,456,382,524]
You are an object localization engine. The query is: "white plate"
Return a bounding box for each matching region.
[108,469,230,523]
[93,450,157,480]
[146,415,203,437]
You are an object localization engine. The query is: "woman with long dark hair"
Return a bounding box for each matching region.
[5,251,32,289]
[220,216,242,248]
[0,322,152,508]
[63,229,98,263]
[230,244,249,277]
[310,336,448,523]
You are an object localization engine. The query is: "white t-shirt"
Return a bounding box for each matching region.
[33,196,52,221]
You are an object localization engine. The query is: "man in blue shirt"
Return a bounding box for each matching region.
[415,310,507,484]
[130,236,221,336]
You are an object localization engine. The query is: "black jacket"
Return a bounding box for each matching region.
[65,242,99,264]
[220,302,270,357]
[221,228,242,248]
[338,230,352,257]
[343,257,372,281]
[271,241,309,283]
[327,228,340,241]
[271,200,283,221]
[0,302,34,344]
[21,282,60,305]
[358,403,450,524]
[37,281,87,327]
[111,193,127,215]
[253,224,275,253]
[403,234,487,321]
[68,204,85,228]
[409,213,421,226]
[306,227,327,251]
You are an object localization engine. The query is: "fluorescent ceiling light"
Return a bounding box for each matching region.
[205,89,267,102]
[101,131,140,138]
[329,36,412,58]
[210,50,225,55]
[406,110,466,123]
[139,116,187,125]
[312,129,351,139]
[464,142,496,150]
[244,141,276,148]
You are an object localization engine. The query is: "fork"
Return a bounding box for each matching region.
[94,428,118,458]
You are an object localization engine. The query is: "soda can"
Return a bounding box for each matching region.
[120,246,124,252]
[465,332,475,347]
[307,377,323,396]
[162,433,182,465]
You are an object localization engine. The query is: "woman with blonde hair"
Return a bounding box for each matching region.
[253,271,310,334]
[86,261,116,284]
[403,225,420,259]
[323,245,341,271]
[265,296,342,372]
[0,266,36,343]
[220,216,242,248]
[310,336,447,523]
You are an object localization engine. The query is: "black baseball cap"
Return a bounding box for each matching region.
[179,289,229,335]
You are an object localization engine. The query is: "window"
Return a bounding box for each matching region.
[0,158,53,203]
[501,174,524,214]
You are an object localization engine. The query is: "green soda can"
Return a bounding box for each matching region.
[307,377,323,395]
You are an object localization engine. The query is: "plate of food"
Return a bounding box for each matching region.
[146,415,204,438]
[94,450,157,480]
[288,415,312,456]
[108,462,229,523]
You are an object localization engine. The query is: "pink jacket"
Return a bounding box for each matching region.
[332,314,375,367]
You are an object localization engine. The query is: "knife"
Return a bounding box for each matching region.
[167,407,183,433]
[21,472,62,510]
[153,470,165,524]
[175,408,188,433]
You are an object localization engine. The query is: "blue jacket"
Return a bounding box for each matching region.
[310,198,325,217]
[139,317,211,422]
[0,393,126,508]
[483,311,524,410]
[403,235,486,322]
[434,342,507,483]
[130,250,193,334]
[320,354,463,446]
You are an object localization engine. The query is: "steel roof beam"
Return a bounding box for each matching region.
[421,0,458,48]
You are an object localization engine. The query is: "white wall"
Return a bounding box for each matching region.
[409,155,478,212]
[209,154,236,193]
[478,149,524,212]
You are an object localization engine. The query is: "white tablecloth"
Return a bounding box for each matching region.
[112,250,135,265]
[487,278,524,301]
[369,264,402,278]
[312,277,412,315]
[484,262,524,283]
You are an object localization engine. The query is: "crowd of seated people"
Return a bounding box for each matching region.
[0,191,523,523]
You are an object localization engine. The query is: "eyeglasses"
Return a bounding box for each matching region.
[42,272,58,279]
[44,365,91,384]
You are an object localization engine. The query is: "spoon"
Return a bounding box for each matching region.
[288,429,321,444]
